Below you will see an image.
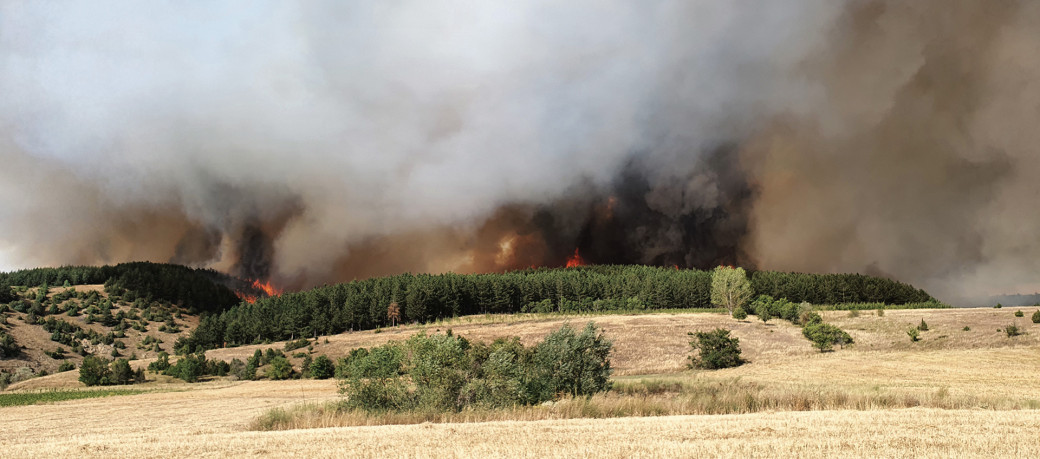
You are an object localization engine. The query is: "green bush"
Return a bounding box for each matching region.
[687,328,744,370]
[283,338,309,352]
[267,356,293,380]
[803,323,853,352]
[338,323,613,413]
[0,332,19,358]
[165,352,206,383]
[731,307,747,320]
[79,356,112,386]
[57,361,76,372]
[917,319,929,331]
[529,322,613,400]
[111,359,134,385]
[309,355,334,379]
[1032,310,1040,324]
[148,352,171,373]
[1005,324,1021,337]
[1014,310,1024,317]
[908,327,920,342]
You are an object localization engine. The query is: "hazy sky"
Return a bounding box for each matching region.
[3,1,1040,305]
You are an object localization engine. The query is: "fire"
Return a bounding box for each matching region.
[565,248,586,268]
[235,279,283,304]
[252,279,283,297]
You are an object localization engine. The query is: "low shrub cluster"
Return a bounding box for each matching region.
[743,295,853,352]
[687,328,744,369]
[79,356,145,386]
[337,323,612,413]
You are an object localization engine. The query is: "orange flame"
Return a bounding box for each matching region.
[235,279,283,304]
[252,279,283,297]
[565,248,586,268]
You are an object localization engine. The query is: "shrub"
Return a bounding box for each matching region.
[711,266,751,314]
[267,356,293,380]
[165,352,206,383]
[148,351,171,373]
[57,361,76,372]
[962,326,970,331]
[848,309,860,318]
[1005,324,1022,337]
[283,338,309,352]
[79,356,112,386]
[908,328,920,342]
[309,355,334,380]
[731,307,747,320]
[800,311,823,326]
[1014,310,1024,317]
[1033,310,1040,324]
[687,328,744,370]
[529,322,613,400]
[754,302,772,324]
[917,319,929,331]
[338,323,613,413]
[876,308,885,317]
[803,323,854,352]
[0,332,19,358]
[111,359,134,385]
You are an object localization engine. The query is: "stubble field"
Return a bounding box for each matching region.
[2,307,1038,457]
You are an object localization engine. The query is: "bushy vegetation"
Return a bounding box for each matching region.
[183,266,931,350]
[1032,310,1040,324]
[147,350,230,382]
[79,356,145,386]
[337,323,612,413]
[0,262,239,314]
[0,331,18,358]
[802,323,853,351]
[687,328,744,369]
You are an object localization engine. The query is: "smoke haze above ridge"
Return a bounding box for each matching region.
[1,1,1038,305]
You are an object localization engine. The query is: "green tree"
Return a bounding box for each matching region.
[1032,310,1040,324]
[711,266,751,314]
[111,358,134,385]
[529,322,613,400]
[79,356,112,386]
[267,356,293,380]
[309,355,335,380]
[687,328,745,370]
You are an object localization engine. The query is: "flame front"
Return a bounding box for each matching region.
[565,248,586,268]
[252,279,283,297]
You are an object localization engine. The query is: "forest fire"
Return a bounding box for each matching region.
[565,248,586,268]
[234,279,283,304]
[252,279,283,297]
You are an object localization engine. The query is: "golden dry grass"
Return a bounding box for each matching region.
[2,307,1039,457]
[1,408,1038,458]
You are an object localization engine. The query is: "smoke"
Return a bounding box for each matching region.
[1,1,1038,304]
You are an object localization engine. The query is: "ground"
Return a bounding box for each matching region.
[1,307,1038,457]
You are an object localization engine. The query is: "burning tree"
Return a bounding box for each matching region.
[387,301,401,327]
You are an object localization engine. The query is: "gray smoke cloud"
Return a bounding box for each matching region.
[1,1,1037,304]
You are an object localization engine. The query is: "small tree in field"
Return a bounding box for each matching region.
[1032,310,1040,324]
[732,307,748,321]
[79,356,112,386]
[688,328,745,369]
[711,266,751,315]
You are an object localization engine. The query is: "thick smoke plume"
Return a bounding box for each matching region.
[1,1,1038,304]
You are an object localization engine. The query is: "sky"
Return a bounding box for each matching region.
[3,1,1040,305]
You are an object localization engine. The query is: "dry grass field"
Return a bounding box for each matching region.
[2,307,1038,457]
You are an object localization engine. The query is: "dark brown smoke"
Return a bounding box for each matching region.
[2,1,1040,304]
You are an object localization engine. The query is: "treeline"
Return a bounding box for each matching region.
[0,262,239,314]
[184,265,935,350]
[750,271,934,305]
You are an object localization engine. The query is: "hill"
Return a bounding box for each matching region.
[1,307,1038,457]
